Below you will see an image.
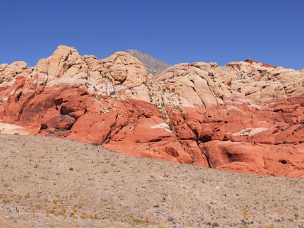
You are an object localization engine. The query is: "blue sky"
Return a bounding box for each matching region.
[0,0,303,68]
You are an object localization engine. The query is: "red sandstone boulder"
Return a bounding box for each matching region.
[69,112,118,144]
[43,115,75,130]
[201,141,304,177]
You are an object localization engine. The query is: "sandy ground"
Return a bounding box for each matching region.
[0,134,303,228]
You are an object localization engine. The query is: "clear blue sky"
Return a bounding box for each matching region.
[0,0,303,68]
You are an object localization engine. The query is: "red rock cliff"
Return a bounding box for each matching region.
[1,45,304,177]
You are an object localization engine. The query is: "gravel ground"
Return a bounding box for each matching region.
[0,134,303,227]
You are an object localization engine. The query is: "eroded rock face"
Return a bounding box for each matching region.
[32,45,151,97]
[0,78,207,165]
[0,45,304,177]
[201,141,304,177]
[0,61,31,84]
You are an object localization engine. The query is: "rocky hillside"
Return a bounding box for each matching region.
[0,134,303,227]
[0,45,304,177]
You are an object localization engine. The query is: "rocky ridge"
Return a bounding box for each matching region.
[0,45,304,177]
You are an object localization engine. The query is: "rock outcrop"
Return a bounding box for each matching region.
[0,45,304,177]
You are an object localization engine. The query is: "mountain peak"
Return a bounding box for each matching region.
[126,49,170,75]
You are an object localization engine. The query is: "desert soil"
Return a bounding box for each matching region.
[0,134,303,228]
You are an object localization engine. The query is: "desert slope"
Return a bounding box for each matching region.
[0,134,304,227]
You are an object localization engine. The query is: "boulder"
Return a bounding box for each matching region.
[201,141,304,177]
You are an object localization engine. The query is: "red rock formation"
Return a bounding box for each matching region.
[1,75,303,177]
[0,77,209,166]
[0,45,304,177]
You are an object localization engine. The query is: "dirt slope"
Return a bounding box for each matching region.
[0,134,303,227]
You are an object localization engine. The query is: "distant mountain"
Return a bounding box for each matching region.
[127,49,170,75]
